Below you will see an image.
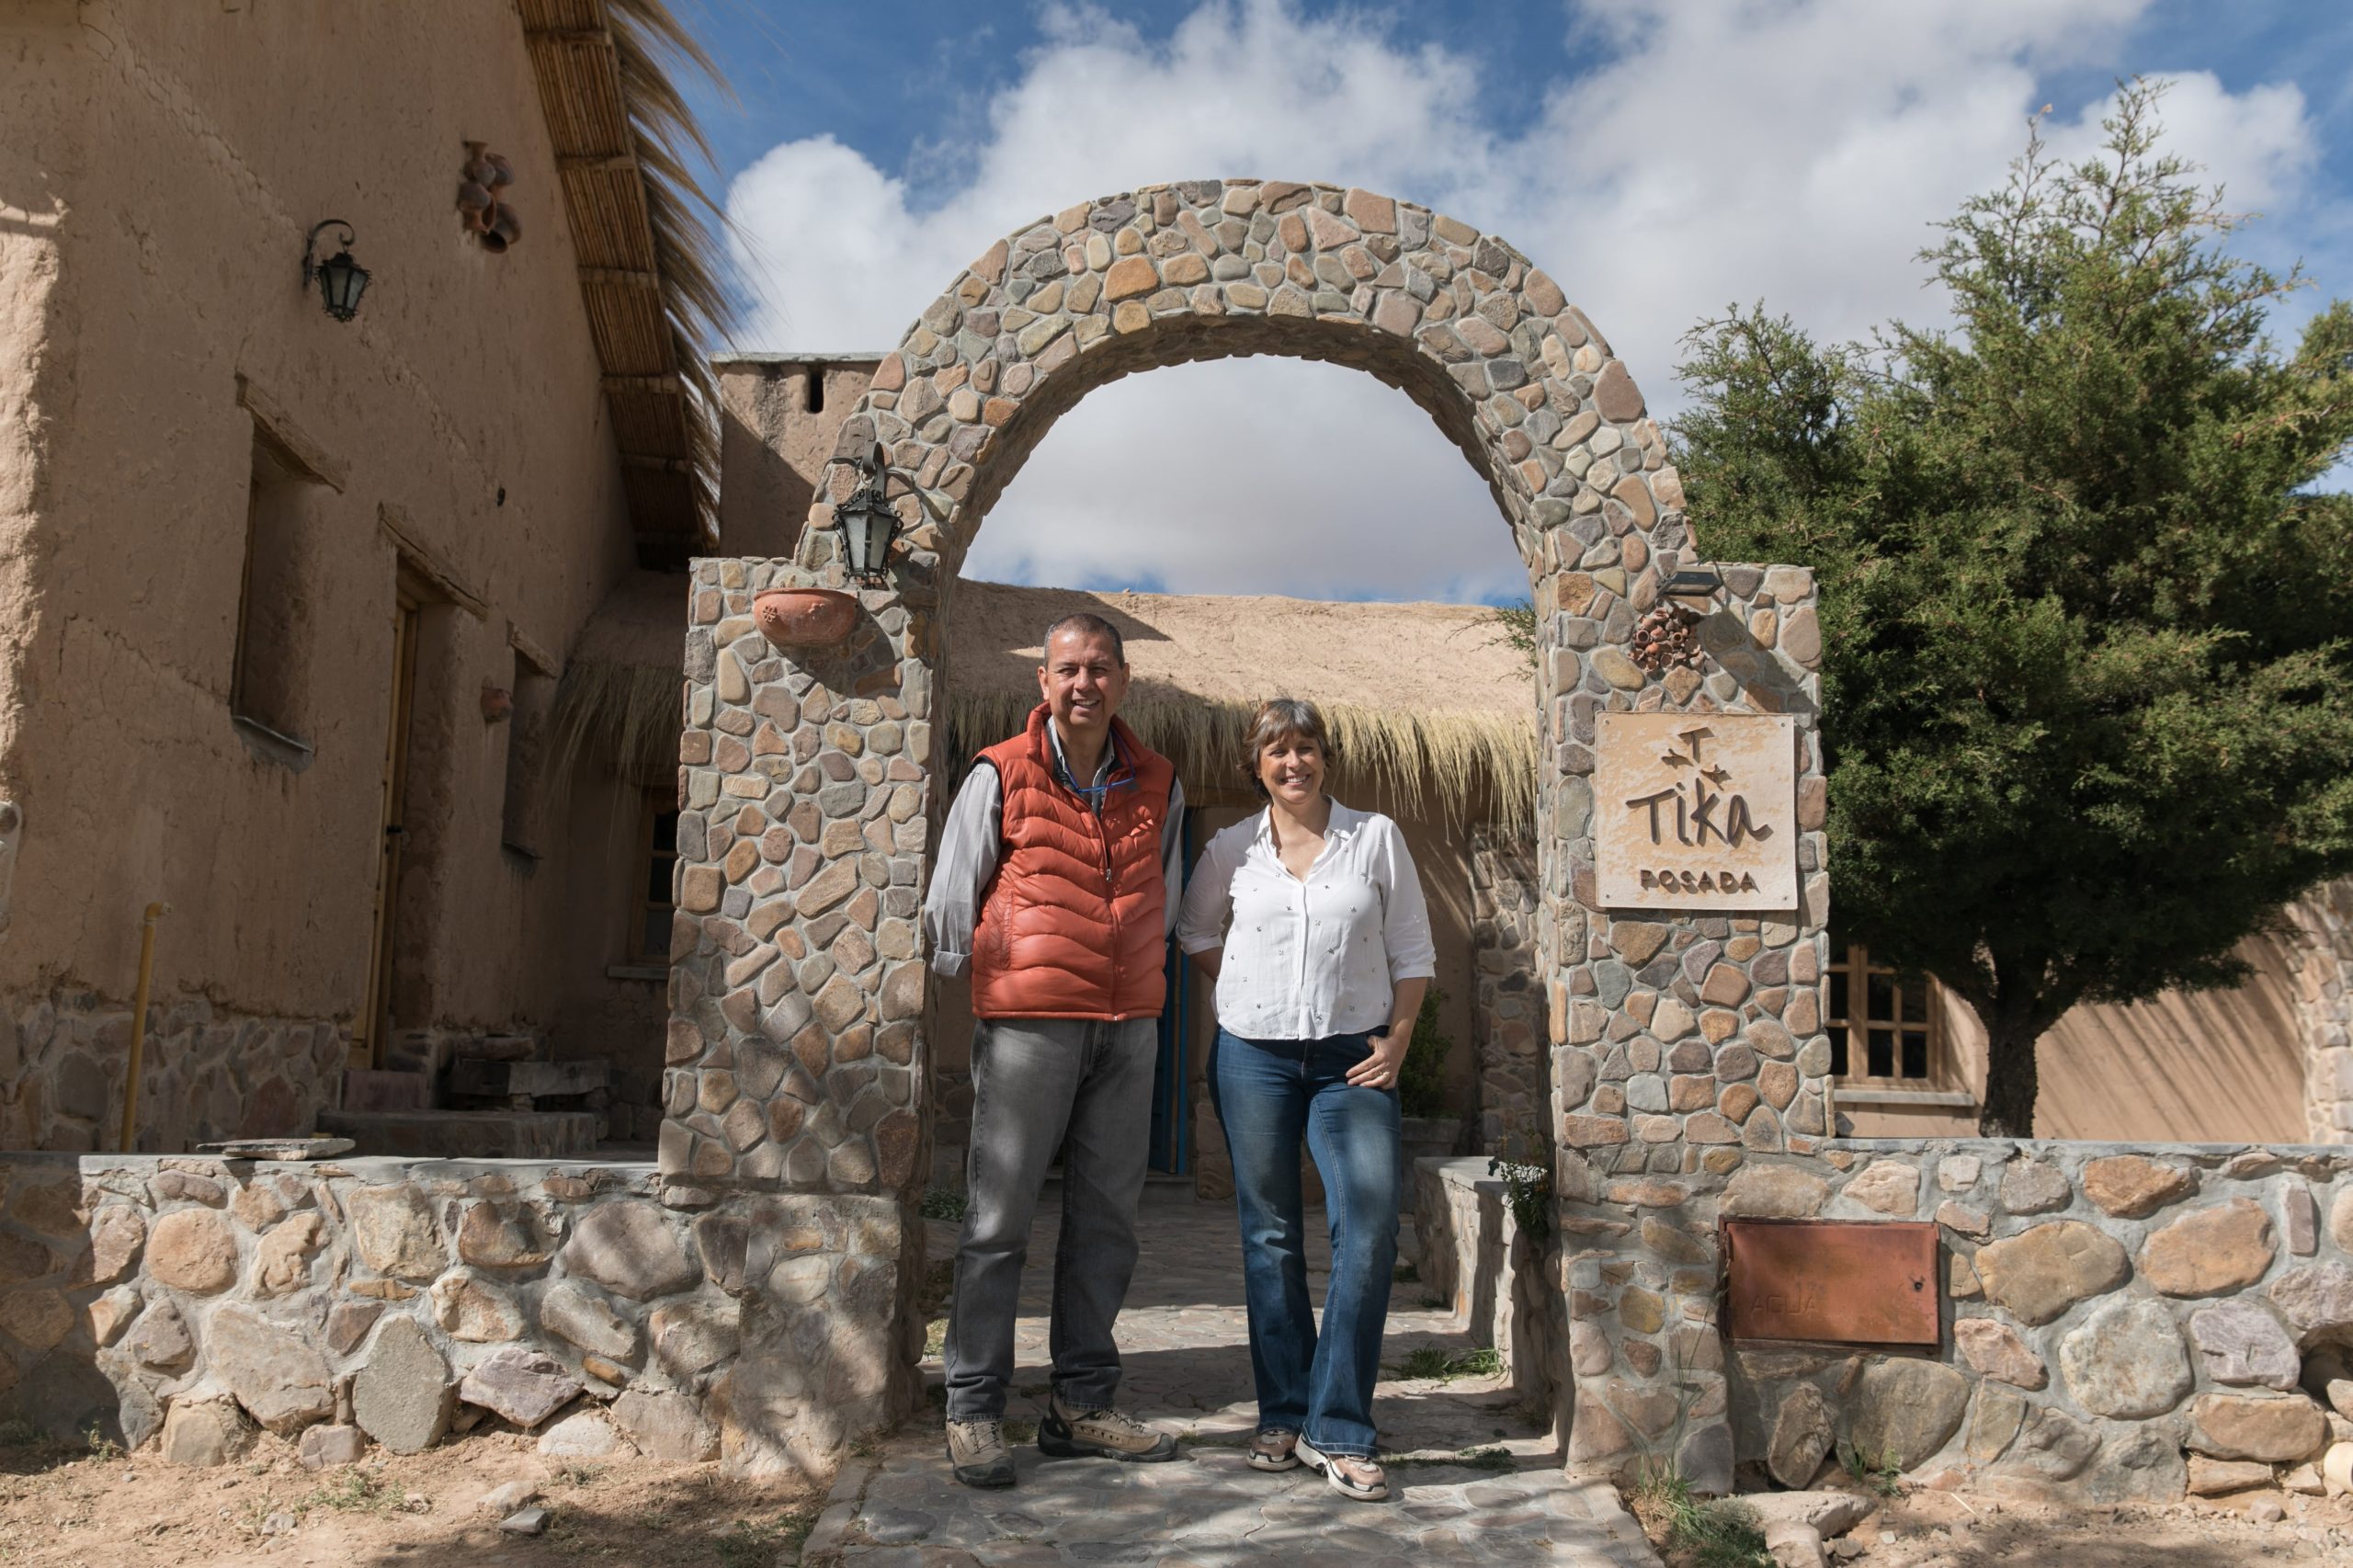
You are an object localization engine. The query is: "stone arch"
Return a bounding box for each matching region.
[665,179,1829,1482]
[795,179,1688,615]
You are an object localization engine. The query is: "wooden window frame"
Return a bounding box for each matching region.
[1824,935,1943,1087]
[631,791,680,965]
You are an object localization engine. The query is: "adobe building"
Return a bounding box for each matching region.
[0,0,722,1153]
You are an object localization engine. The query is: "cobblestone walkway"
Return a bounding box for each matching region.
[801,1187,1658,1566]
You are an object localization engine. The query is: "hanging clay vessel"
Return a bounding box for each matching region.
[754,587,858,648]
[458,142,522,252]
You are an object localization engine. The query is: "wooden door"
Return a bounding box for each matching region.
[356,585,421,1069]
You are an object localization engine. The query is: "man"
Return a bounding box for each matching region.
[923,611,1185,1489]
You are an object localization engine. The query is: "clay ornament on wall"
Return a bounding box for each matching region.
[480,680,514,723]
[457,142,521,252]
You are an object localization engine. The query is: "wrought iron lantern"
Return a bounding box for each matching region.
[301,220,370,323]
[828,443,903,585]
[1662,565,1725,609]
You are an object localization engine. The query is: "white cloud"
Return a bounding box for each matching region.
[723,0,2332,600]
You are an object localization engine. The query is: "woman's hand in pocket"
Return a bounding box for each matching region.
[1345,1028,1408,1089]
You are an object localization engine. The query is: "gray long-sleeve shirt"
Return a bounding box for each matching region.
[923,721,1187,978]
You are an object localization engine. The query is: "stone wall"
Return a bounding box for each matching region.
[0,1153,915,1479]
[1413,1156,1568,1442]
[2290,881,2353,1143]
[1570,1137,2353,1503]
[1469,826,1542,1153]
[1,993,348,1153]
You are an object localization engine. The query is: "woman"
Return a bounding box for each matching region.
[1176,698,1434,1503]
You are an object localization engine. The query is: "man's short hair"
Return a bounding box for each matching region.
[1040,612,1125,665]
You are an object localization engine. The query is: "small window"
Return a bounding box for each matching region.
[634,794,680,961]
[1824,932,1939,1084]
[231,429,324,744]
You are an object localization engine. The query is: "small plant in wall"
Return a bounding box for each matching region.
[458,142,521,251]
[1485,1126,1552,1243]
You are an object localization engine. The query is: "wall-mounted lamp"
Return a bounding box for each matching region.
[301,220,371,323]
[1662,566,1726,609]
[825,443,904,585]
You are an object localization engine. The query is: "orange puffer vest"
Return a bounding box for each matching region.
[970,704,1176,1022]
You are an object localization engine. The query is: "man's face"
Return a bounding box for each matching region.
[1038,630,1129,741]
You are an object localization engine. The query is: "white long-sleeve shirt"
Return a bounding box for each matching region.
[1176,801,1436,1040]
[923,722,1186,978]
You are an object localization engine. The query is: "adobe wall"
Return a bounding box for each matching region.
[0,1,643,1145]
[0,1152,906,1478]
[1840,931,2311,1144]
[715,356,881,559]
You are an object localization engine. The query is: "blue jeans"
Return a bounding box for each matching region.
[1211,1028,1400,1459]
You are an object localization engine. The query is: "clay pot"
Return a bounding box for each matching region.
[753,588,858,649]
[482,205,521,252]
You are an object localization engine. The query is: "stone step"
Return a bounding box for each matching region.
[340,1069,432,1113]
[446,1057,608,1100]
[314,1109,599,1159]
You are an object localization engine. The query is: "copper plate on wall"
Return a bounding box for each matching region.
[1722,1220,1940,1347]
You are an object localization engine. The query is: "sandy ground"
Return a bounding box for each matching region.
[1835,1485,2353,1566]
[0,1432,821,1568]
[1638,1479,2353,1567]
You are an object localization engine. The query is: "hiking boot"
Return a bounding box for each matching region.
[946,1418,1017,1488]
[1038,1394,1177,1462]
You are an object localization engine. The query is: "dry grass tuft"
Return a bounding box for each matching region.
[551,656,681,788]
[944,687,1538,828]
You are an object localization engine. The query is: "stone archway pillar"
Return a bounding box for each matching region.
[2289,880,2353,1142]
[659,562,935,1474]
[664,180,1833,1487]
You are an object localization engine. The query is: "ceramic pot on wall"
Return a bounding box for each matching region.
[753,587,858,648]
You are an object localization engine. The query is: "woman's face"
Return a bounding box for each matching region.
[1256,732,1325,809]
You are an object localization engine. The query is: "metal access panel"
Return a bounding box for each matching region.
[1722,1220,1941,1347]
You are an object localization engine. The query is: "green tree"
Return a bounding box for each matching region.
[1673,80,2353,1136]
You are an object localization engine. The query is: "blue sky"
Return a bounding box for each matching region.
[667,0,2353,603]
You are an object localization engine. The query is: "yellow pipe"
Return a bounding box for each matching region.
[119,903,165,1153]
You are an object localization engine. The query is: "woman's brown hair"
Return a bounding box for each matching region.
[1240,698,1336,799]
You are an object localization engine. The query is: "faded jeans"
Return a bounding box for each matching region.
[944,1017,1157,1422]
[1211,1027,1400,1459]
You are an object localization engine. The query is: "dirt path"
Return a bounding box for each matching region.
[0,1430,818,1567]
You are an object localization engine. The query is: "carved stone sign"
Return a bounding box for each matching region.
[1595,713,1796,910]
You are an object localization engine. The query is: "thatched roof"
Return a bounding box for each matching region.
[519,0,730,569]
[551,569,689,787]
[556,576,1538,825]
[944,584,1536,824]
